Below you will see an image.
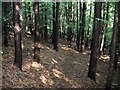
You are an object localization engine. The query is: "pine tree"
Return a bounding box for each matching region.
[88,2,102,81]
[13,2,22,70]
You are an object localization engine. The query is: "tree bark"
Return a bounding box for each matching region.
[76,2,80,51]
[44,3,48,41]
[100,3,106,55]
[52,2,56,44]
[106,2,118,89]
[80,2,86,52]
[53,2,60,51]
[88,2,102,81]
[34,2,40,63]
[3,2,9,47]
[28,2,32,35]
[86,4,92,48]
[13,2,22,70]
[67,2,72,47]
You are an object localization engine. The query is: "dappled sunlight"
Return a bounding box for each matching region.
[82,50,91,55]
[39,75,54,86]
[96,73,100,77]
[51,58,58,64]
[52,68,63,78]
[73,61,80,65]
[63,75,81,88]
[59,44,79,54]
[51,67,81,88]
[31,61,44,69]
[22,62,31,71]
[100,55,110,62]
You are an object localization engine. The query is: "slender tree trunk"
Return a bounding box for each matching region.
[102,2,109,55]
[86,4,92,48]
[34,2,40,63]
[88,2,102,81]
[52,2,56,44]
[28,2,32,35]
[53,2,60,51]
[13,2,22,70]
[100,3,106,55]
[80,2,86,52]
[25,2,26,31]
[106,2,118,89]
[76,2,80,51]
[67,2,72,47]
[3,2,9,47]
[44,3,48,41]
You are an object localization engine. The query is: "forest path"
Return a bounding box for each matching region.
[2,35,119,88]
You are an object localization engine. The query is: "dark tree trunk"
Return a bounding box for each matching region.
[80,2,86,52]
[114,2,120,70]
[44,3,48,41]
[67,2,72,47]
[88,2,102,81]
[3,2,9,47]
[34,2,40,63]
[52,2,56,44]
[86,4,92,48]
[53,2,60,51]
[25,2,26,31]
[106,2,118,89]
[28,2,32,35]
[13,2,22,70]
[76,2,81,51]
[118,2,120,55]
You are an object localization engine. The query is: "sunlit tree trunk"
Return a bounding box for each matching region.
[100,3,106,55]
[34,2,40,63]
[88,2,102,81]
[103,2,109,55]
[106,2,118,89]
[13,2,22,70]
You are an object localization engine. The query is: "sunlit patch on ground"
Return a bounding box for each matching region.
[99,55,110,62]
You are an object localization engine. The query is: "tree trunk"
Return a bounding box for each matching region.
[3,2,9,47]
[86,4,92,48]
[34,2,40,63]
[106,2,118,89]
[102,2,110,55]
[100,3,106,55]
[118,2,120,55]
[52,2,56,44]
[67,2,72,47]
[80,2,86,52]
[76,2,80,51]
[53,2,60,51]
[28,2,32,35]
[44,3,48,41]
[13,2,22,70]
[88,2,102,81]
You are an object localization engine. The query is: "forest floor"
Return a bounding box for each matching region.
[2,34,120,88]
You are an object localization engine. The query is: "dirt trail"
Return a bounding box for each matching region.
[2,36,119,88]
